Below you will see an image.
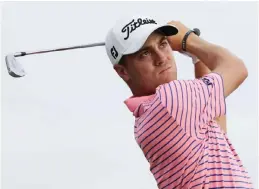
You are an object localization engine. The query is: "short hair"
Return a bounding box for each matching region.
[118,55,126,66]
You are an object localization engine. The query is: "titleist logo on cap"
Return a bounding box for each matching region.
[121,18,157,40]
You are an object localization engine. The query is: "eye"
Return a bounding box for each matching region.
[140,50,150,57]
[160,40,168,48]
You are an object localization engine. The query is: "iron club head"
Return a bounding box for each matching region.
[5,54,26,78]
[5,42,106,78]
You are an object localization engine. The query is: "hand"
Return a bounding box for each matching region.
[167,21,191,51]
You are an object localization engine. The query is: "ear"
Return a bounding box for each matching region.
[113,64,131,82]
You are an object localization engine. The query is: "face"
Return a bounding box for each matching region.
[114,31,177,96]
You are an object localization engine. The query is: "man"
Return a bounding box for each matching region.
[194,60,227,133]
[105,15,252,189]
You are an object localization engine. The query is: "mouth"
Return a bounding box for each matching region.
[159,66,172,74]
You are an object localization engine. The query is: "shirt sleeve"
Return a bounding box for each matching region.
[156,72,226,138]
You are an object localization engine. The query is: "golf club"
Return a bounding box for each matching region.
[5,42,105,78]
[5,28,200,78]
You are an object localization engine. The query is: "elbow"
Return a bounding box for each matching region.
[243,64,248,80]
[239,59,248,81]
[236,58,248,84]
[243,66,248,81]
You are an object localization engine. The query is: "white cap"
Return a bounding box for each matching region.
[105,15,178,65]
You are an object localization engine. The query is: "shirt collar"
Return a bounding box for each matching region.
[124,94,155,116]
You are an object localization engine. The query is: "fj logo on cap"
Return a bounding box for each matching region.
[121,18,157,40]
[111,46,118,59]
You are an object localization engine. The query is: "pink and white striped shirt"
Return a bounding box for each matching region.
[125,73,253,189]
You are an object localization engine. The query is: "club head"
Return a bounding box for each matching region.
[5,54,26,78]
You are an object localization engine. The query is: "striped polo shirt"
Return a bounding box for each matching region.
[124,73,253,189]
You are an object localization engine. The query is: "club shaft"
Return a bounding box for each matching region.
[14,42,105,57]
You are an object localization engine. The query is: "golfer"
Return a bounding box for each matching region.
[105,15,253,189]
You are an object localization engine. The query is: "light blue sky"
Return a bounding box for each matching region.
[2,2,258,189]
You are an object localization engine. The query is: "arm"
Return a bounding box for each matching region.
[195,61,227,133]
[181,50,228,132]
[167,21,248,98]
[187,35,248,98]
[194,60,211,78]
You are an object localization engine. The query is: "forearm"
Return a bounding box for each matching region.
[186,33,240,71]
[186,33,248,97]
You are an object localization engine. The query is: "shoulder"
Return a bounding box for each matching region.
[156,72,223,92]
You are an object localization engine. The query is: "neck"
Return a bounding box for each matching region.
[127,80,156,97]
[131,86,155,97]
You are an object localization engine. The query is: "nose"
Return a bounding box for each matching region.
[154,49,167,66]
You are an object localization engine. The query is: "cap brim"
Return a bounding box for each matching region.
[157,25,178,36]
[123,24,178,55]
